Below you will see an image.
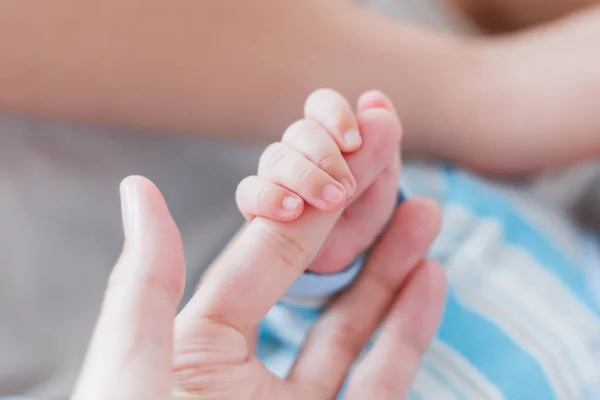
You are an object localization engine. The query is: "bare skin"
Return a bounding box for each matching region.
[236,89,400,274]
[72,89,444,398]
[2,0,600,175]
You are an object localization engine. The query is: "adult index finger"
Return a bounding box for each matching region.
[175,106,401,336]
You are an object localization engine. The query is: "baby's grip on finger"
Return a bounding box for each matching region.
[281,119,356,198]
[258,143,348,212]
[236,176,304,222]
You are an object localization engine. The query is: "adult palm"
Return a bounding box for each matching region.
[72,102,444,400]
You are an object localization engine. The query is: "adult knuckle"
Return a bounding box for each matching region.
[371,275,399,302]
[255,224,311,269]
[172,362,231,397]
[109,255,181,306]
[172,317,249,396]
[297,378,332,400]
[141,269,182,305]
[327,315,368,360]
[392,318,429,355]
[106,262,128,295]
[371,378,398,400]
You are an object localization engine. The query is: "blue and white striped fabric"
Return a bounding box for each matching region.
[258,163,600,400]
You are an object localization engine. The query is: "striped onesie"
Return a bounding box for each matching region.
[258,163,600,400]
[3,164,599,400]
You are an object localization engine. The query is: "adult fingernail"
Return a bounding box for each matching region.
[321,183,346,206]
[343,128,362,148]
[283,196,300,211]
[120,180,137,243]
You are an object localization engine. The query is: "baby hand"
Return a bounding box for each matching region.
[236,89,401,273]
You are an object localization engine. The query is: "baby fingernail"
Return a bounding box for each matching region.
[283,196,300,211]
[322,184,346,205]
[343,129,362,148]
[340,178,354,197]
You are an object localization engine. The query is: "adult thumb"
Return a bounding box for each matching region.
[72,176,185,400]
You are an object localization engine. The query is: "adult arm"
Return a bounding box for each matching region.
[0,0,471,143]
[3,0,600,175]
[451,0,600,31]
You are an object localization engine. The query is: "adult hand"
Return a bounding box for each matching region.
[72,106,444,399]
[72,172,443,400]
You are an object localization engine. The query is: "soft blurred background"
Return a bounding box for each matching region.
[1,0,600,398]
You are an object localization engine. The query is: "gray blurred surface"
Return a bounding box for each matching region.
[0,1,599,399]
[0,118,260,398]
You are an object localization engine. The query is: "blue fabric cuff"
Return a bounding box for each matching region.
[284,253,365,300]
[283,190,406,302]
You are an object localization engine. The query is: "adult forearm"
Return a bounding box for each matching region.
[451,0,600,32]
[423,6,600,175]
[0,0,473,144]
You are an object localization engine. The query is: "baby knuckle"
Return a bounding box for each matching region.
[331,108,348,132]
[235,178,250,205]
[293,164,315,189]
[315,153,342,172]
[284,119,322,141]
[255,184,271,215]
[308,87,339,100]
[306,88,344,114]
[259,143,287,173]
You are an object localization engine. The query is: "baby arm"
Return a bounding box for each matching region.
[236,89,401,277]
[234,88,402,377]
